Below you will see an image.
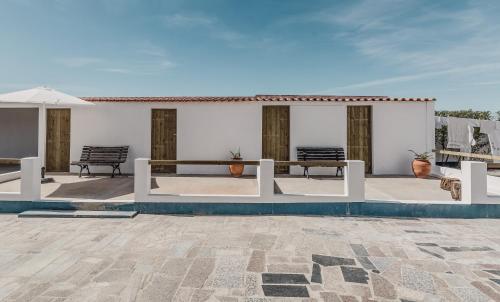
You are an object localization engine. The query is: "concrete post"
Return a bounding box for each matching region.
[134,158,151,202]
[344,160,365,202]
[20,157,41,200]
[258,159,274,198]
[38,104,47,168]
[461,161,487,204]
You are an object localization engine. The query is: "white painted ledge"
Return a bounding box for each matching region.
[134,158,366,203]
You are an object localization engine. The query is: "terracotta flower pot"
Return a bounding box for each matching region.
[229,159,244,177]
[412,159,431,178]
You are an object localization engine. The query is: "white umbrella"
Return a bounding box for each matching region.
[0,86,93,106]
[0,87,93,178]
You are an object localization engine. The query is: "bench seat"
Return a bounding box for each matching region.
[296,147,345,178]
[71,146,129,177]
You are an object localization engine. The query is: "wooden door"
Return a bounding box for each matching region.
[151,109,177,173]
[46,109,71,172]
[347,106,372,173]
[262,106,290,174]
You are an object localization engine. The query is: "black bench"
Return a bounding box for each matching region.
[296,147,345,178]
[71,146,129,178]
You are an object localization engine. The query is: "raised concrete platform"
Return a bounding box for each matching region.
[18,209,138,218]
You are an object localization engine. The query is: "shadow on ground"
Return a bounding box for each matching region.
[46,176,159,200]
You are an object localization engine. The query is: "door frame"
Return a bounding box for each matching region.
[347,105,373,174]
[262,105,290,174]
[151,108,177,173]
[45,108,71,172]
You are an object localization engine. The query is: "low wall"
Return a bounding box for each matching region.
[0,158,41,201]
[134,159,366,203]
[0,171,20,184]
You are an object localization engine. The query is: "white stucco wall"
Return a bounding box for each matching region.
[372,102,434,175]
[70,102,262,175]
[68,101,434,176]
[177,103,261,174]
[289,105,347,175]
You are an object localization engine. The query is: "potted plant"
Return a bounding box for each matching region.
[229,148,244,177]
[409,150,433,178]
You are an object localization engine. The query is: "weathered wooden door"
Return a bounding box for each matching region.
[151,109,177,173]
[262,106,290,174]
[46,109,71,172]
[347,106,372,173]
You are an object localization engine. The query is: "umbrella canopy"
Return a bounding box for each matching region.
[0,86,93,106]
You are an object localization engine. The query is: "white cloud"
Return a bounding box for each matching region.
[293,0,500,92]
[97,68,132,74]
[162,13,215,27]
[472,80,500,86]
[326,0,500,73]
[321,63,500,92]
[55,41,175,76]
[161,13,247,46]
[55,57,102,68]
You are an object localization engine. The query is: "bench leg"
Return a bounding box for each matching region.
[111,165,121,178]
[78,165,83,178]
[86,165,90,176]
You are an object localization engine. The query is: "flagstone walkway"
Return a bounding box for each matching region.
[0,214,499,301]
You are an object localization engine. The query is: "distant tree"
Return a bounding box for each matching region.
[435,110,492,155]
[497,111,500,121]
[435,109,491,120]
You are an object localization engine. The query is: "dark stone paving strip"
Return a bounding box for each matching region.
[341,266,369,284]
[471,281,500,301]
[405,230,440,234]
[418,247,445,259]
[312,254,355,266]
[247,250,265,272]
[262,285,309,297]
[491,279,500,285]
[350,244,369,257]
[416,243,439,247]
[357,257,376,270]
[441,246,494,252]
[262,273,309,284]
[311,263,322,283]
[484,270,500,276]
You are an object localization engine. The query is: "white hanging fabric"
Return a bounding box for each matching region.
[480,120,500,163]
[434,116,448,128]
[446,117,478,152]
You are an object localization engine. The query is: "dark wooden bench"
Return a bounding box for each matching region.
[71,146,129,178]
[296,147,345,178]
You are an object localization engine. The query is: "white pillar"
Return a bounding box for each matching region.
[134,158,151,201]
[20,157,41,200]
[258,159,274,198]
[344,160,365,202]
[461,161,487,204]
[38,104,46,168]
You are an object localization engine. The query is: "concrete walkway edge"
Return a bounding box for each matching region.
[1,200,499,218]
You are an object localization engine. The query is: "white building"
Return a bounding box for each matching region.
[0,95,435,176]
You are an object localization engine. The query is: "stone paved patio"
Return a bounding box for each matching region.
[0,214,499,301]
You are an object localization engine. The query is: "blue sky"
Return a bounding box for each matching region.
[1,0,499,111]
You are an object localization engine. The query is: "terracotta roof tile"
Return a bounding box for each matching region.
[81,95,435,103]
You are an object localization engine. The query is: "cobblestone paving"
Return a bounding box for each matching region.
[0,214,499,301]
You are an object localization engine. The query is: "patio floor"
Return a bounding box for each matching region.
[0,173,461,202]
[0,214,499,301]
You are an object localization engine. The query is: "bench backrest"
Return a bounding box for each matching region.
[296,147,345,161]
[79,146,129,163]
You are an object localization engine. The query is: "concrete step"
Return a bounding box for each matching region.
[18,210,138,218]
